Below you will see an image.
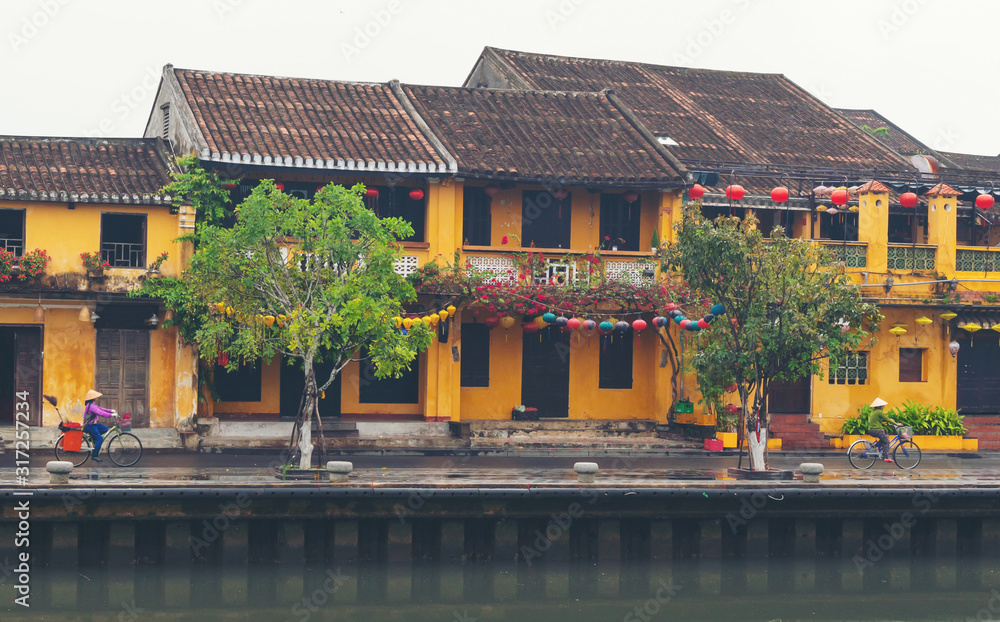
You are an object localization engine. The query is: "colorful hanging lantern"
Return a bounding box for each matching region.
[446,305,457,316]
[977,194,995,210]
[264,315,276,328]
[554,188,569,201]
[402,318,414,330]
[963,323,982,334]
[711,304,726,316]
[566,317,581,331]
[949,341,960,357]
[687,321,701,331]
[940,312,958,321]
[813,185,830,196]
[725,383,737,393]
[632,318,647,332]
[665,303,679,312]
[438,310,449,322]
[724,403,739,415]
[500,315,515,330]
[484,316,499,329]
[555,316,569,328]
[222,182,238,190]
[430,313,440,326]
[688,184,705,200]
[615,320,630,332]
[216,302,226,314]
[364,187,379,198]
[409,188,424,201]
[673,315,686,325]
[582,319,597,332]
[668,309,682,318]
[725,185,745,201]
[915,316,933,326]
[275,182,285,192]
[623,191,639,203]
[697,319,710,329]
[484,184,499,197]
[218,351,228,367]
[830,187,849,206]
[770,186,789,203]
[523,322,539,334]
[533,316,548,329]
[653,316,667,328]
[889,326,907,336]
[542,312,557,324]
[598,320,613,334]
[703,313,716,323]
[816,204,828,212]
[826,207,839,216]
[393,316,403,328]
[899,192,918,208]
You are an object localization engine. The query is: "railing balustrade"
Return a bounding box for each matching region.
[101,242,145,268]
[887,244,936,271]
[821,242,867,268]
[956,247,1000,273]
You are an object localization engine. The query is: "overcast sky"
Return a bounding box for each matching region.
[1,0,996,156]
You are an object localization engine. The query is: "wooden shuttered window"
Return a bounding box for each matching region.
[599,333,633,389]
[899,348,924,383]
[460,323,490,387]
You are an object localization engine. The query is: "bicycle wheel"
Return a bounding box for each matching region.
[848,439,878,469]
[893,440,921,469]
[54,433,93,467]
[107,433,143,467]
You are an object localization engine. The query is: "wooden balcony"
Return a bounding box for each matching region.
[460,247,657,287]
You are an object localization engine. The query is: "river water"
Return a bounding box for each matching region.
[3,558,998,621]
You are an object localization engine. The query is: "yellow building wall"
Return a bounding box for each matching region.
[212,359,282,416]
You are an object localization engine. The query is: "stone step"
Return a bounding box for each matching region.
[0,426,182,450]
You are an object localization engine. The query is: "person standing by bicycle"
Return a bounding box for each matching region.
[868,397,900,463]
[83,389,116,462]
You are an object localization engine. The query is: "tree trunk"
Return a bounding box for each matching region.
[747,426,767,471]
[298,366,317,470]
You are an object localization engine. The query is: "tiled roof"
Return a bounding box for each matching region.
[937,151,1000,174]
[835,109,935,158]
[474,48,911,171]
[172,68,452,173]
[857,180,892,193]
[402,84,686,186]
[0,137,176,205]
[926,183,961,197]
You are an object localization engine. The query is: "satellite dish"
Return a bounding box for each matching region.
[911,154,940,176]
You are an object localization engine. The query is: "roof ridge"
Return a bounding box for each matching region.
[171,66,389,88]
[402,81,608,98]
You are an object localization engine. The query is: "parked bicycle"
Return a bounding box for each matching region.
[847,425,921,469]
[48,395,143,467]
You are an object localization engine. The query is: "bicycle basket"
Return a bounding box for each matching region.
[119,414,132,432]
[897,426,913,440]
[62,429,83,452]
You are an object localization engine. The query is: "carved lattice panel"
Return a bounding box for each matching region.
[957,249,1000,272]
[466,255,517,284]
[534,260,577,286]
[824,243,867,268]
[606,261,654,286]
[393,255,419,277]
[887,246,935,271]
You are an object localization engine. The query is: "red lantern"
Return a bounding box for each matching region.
[899,192,918,208]
[623,191,639,203]
[688,184,705,200]
[483,317,499,329]
[218,351,229,367]
[632,318,647,332]
[697,318,710,329]
[554,188,569,201]
[725,383,737,393]
[275,182,285,192]
[365,187,379,198]
[770,186,789,203]
[725,185,745,201]
[724,403,739,415]
[484,184,499,197]
[976,194,995,210]
[664,303,678,312]
[222,182,237,190]
[830,188,848,206]
[566,317,581,331]
[315,185,325,193]
[409,189,424,201]
[523,322,539,334]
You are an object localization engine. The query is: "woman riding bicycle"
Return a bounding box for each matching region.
[83,389,116,462]
[868,397,900,463]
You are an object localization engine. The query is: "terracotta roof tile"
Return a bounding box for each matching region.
[173,68,450,172]
[401,85,685,186]
[857,180,892,193]
[479,48,910,171]
[925,183,961,197]
[0,137,175,204]
[937,151,1000,174]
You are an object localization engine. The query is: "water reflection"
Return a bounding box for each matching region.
[3,558,997,621]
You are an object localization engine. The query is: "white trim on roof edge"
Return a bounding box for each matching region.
[204,150,447,174]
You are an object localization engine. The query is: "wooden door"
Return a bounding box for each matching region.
[767,375,811,414]
[0,327,42,426]
[521,328,570,418]
[96,329,150,427]
[957,335,1000,414]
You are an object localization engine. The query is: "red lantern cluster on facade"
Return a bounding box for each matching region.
[688,184,705,200]
[976,194,995,210]
[725,185,745,201]
[830,188,849,206]
[899,192,918,208]
[770,186,789,203]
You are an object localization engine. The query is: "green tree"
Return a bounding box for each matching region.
[663,208,879,470]
[142,177,432,468]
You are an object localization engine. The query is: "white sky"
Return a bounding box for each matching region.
[1,0,996,156]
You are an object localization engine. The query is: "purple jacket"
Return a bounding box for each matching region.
[84,402,115,426]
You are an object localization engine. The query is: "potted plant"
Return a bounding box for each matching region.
[146,251,169,275]
[81,251,110,278]
[512,404,539,421]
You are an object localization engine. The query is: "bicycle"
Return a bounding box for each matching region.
[48,395,143,467]
[847,425,921,470]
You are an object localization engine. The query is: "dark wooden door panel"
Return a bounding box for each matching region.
[14,327,42,426]
[521,329,570,418]
[96,329,149,427]
[768,375,811,414]
[957,336,1000,414]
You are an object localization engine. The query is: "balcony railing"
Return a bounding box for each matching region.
[102,242,145,268]
[464,251,656,287]
[957,247,1000,273]
[887,244,936,271]
[821,242,867,268]
[1,238,23,256]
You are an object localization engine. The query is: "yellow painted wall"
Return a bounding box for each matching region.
[340,352,426,416]
[212,359,282,416]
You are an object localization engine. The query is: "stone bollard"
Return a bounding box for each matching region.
[799,462,824,484]
[46,461,74,485]
[327,461,353,483]
[574,462,599,484]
